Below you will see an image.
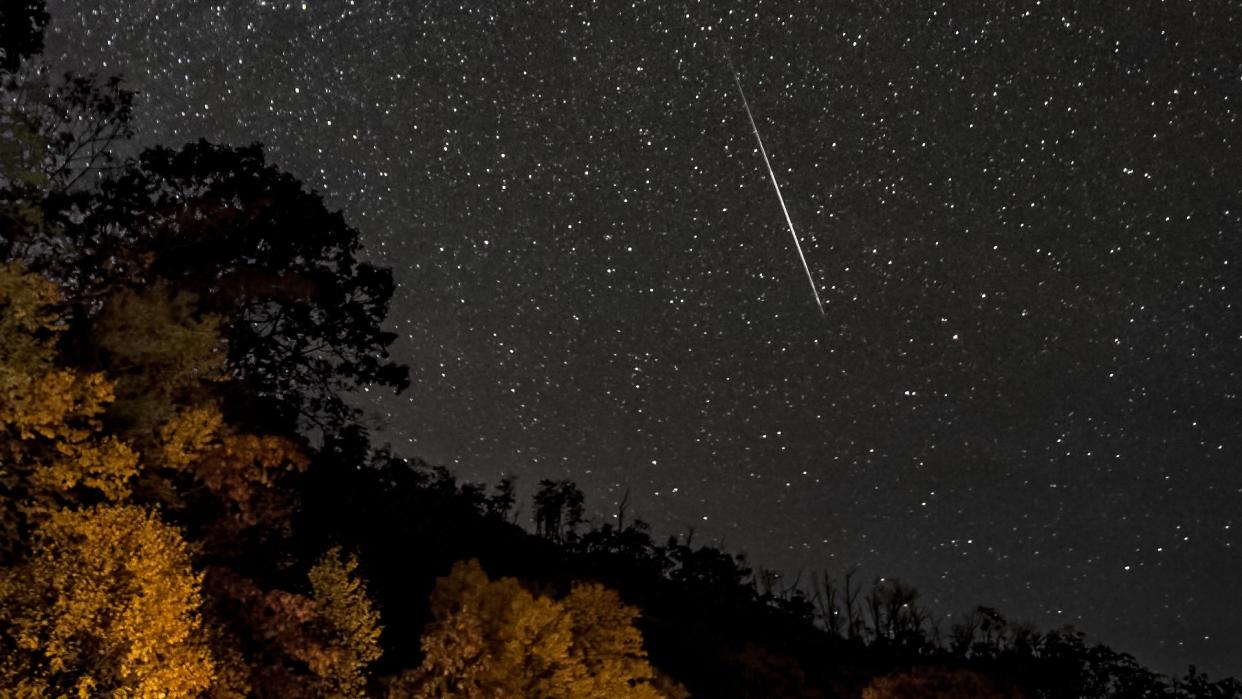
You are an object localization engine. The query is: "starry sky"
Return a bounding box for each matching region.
[44,0,1240,678]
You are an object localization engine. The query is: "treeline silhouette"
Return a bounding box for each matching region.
[1,4,1238,696]
[309,459,1241,698]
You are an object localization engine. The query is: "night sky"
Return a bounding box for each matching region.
[44,0,1240,678]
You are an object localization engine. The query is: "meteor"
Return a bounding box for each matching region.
[728,59,825,316]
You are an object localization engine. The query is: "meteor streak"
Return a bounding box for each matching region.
[728,59,825,316]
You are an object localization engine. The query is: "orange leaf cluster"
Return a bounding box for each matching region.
[393,559,674,699]
[0,505,215,697]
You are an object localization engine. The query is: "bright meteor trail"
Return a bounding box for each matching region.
[728,59,826,316]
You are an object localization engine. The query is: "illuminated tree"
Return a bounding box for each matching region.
[393,559,674,699]
[1,22,399,691]
[0,262,138,552]
[198,547,383,699]
[0,504,215,697]
[306,546,384,698]
[562,582,663,697]
[0,262,366,698]
[0,262,303,550]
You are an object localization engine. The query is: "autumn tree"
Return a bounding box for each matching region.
[0,263,239,696]
[0,17,404,696]
[0,504,215,697]
[391,558,677,699]
[0,262,139,552]
[561,582,668,698]
[195,545,384,699]
[306,546,384,698]
[0,257,382,697]
[3,67,403,441]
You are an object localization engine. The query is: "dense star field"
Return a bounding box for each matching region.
[45,0,1240,678]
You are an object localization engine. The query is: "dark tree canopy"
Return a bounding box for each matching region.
[0,0,49,72]
[4,33,405,435]
[68,140,409,435]
[1,67,134,263]
[2,70,406,437]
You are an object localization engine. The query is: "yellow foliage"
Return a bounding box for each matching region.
[0,262,61,363]
[393,559,673,699]
[0,368,111,442]
[158,402,226,471]
[201,553,384,698]
[29,431,138,501]
[0,504,216,697]
[0,264,138,513]
[307,546,384,698]
[0,263,304,549]
[562,582,665,699]
[0,251,373,698]
[0,253,354,699]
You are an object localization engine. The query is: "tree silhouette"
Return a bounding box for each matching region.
[486,473,518,522]
[0,0,49,73]
[58,140,408,437]
[0,65,134,253]
[534,478,585,543]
